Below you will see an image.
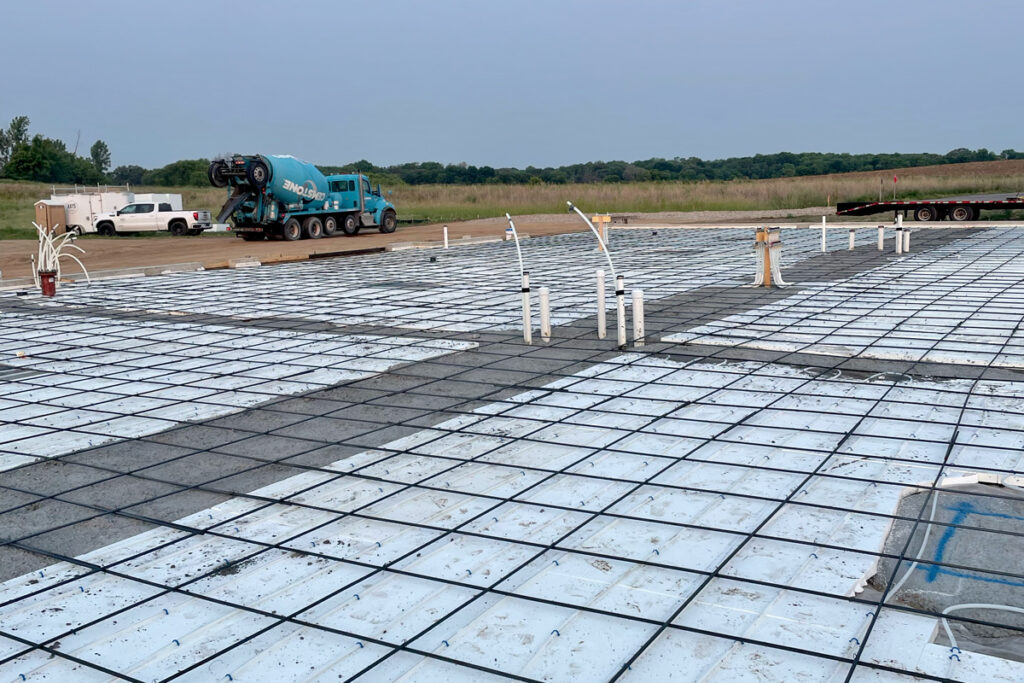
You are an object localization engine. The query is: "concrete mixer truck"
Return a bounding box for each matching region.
[209,154,398,241]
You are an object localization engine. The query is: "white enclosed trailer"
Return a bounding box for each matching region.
[50,186,134,234]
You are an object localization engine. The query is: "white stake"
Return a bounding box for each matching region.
[443,225,449,249]
[522,271,532,344]
[596,269,607,339]
[632,289,645,347]
[877,225,884,251]
[849,228,855,251]
[615,275,626,347]
[821,216,827,253]
[539,287,551,342]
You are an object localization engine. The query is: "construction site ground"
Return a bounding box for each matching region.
[0,208,832,282]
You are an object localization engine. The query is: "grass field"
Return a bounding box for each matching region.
[3,159,1023,238]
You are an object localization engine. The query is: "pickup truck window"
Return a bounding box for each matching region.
[136,204,154,214]
[120,204,138,214]
[159,203,172,212]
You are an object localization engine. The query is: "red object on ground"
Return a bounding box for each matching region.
[39,270,57,297]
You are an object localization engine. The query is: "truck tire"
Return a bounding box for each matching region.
[247,160,270,188]
[323,216,338,236]
[914,206,939,222]
[378,209,397,233]
[208,161,229,188]
[283,218,302,241]
[304,216,323,239]
[342,214,360,235]
[170,221,187,236]
[950,206,975,221]
[97,222,116,236]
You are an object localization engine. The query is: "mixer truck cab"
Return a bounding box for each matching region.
[209,154,398,241]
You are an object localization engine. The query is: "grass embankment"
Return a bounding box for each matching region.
[2,160,1023,238]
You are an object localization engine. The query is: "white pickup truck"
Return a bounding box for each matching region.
[93,202,212,236]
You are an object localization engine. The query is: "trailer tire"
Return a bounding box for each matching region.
[247,160,270,188]
[304,216,324,239]
[169,221,187,236]
[378,209,397,233]
[96,222,116,236]
[208,161,229,188]
[342,214,360,235]
[914,206,939,222]
[283,218,303,240]
[950,206,975,222]
[323,216,338,236]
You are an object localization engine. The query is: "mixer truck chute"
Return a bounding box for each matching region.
[209,154,398,241]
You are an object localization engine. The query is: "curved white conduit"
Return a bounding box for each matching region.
[566,202,617,280]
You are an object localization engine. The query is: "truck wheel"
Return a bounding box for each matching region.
[170,221,187,236]
[950,206,975,221]
[97,222,116,236]
[283,218,302,240]
[342,214,360,235]
[323,216,338,236]
[304,216,323,239]
[247,160,270,188]
[378,210,397,233]
[914,206,938,221]
[208,161,229,188]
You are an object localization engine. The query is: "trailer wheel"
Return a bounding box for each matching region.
[208,161,229,188]
[283,218,302,240]
[342,214,360,235]
[97,222,116,236]
[170,221,187,236]
[914,206,939,222]
[323,216,338,236]
[247,160,270,188]
[950,206,975,221]
[378,209,397,233]
[304,216,324,239]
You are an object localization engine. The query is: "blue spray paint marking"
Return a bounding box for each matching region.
[918,501,1024,586]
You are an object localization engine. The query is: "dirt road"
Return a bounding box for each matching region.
[0,207,829,281]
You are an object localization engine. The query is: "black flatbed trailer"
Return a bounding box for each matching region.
[836,193,1024,221]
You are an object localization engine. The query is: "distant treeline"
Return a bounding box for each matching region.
[1,115,1021,188]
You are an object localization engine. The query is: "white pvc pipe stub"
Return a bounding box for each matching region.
[632,289,645,347]
[596,269,607,340]
[521,272,532,344]
[539,287,551,342]
[615,275,626,347]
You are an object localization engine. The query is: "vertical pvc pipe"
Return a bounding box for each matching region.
[821,216,827,253]
[596,269,607,340]
[632,289,645,347]
[896,215,903,255]
[539,287,551,342]
[521,271,532,344]
[443,225,449,249]
[903,228,910,252]
[601,221,609,251]
[877,225,884,251]
[615,275,626,347]
[848,228,855,250]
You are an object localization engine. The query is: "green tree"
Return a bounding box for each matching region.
[90,140,111,176]
[111,164,146,185]
[0,115,31,172]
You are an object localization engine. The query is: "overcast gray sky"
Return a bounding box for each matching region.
[2,0,1020,169]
